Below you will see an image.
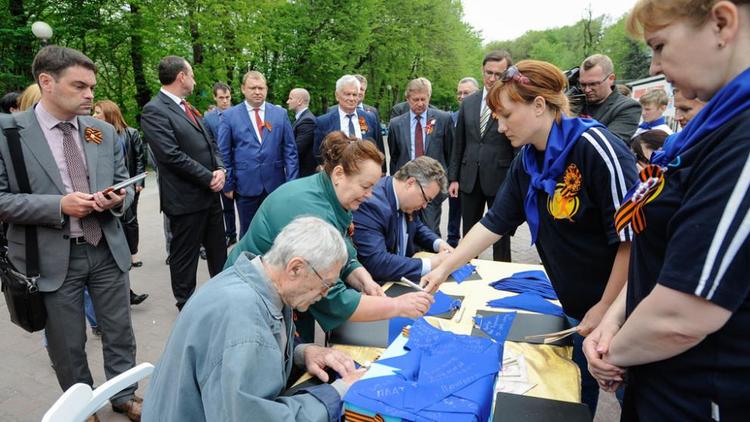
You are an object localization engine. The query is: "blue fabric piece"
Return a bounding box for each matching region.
[426,291,462,316]
[387,316,414,344]
[473,312,517,344]
[490,270,558,300]
[650,67,750,168]
[639,116,666,130]
[522,116,605,244]
[487,292,564,317]
[450,264,477,283]
[346,319,501,422]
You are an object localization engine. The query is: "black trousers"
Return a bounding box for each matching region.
[166,199,226,309]
[122,192,140,255]
[460,179,511,262]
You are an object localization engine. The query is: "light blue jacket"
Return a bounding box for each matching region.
[142,253,342,422]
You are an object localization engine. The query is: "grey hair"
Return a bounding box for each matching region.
[405,77,432,98]
[335,75,361,94]
[393,156,448,195]
[264,216,348,272]
[458,77,479,89]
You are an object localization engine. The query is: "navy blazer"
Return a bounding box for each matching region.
[313,107,385,172]
[203,108,222,140]
[352,176,439,282]
[218,102,299,197]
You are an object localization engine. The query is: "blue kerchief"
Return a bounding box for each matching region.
[451,264,477,283]
[522,116,605,244]
[386,291,461,343]
[345,319,501,422]
[487,292,564,317]
[638,116,666,130]
[473,312,517,344]
[490,270,558,300]
[651,67,750,168]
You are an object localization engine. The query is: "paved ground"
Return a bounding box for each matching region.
[0,173,619,421]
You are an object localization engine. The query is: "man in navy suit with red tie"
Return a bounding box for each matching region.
[314,75,385,172]
[218,71,298,238]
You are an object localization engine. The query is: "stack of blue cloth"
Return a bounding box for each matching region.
[345,319,502,421]
[489,270,558,300]
[486,292,564,317]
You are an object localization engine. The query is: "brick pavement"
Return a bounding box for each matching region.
[0,174,618,421]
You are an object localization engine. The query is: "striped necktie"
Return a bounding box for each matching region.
[480,103,491,137]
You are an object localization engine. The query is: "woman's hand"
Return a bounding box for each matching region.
[583,319,625,392]
[395,292,435,318]
[420,266,450,294]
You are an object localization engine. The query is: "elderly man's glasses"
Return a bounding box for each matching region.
[416,180,433,205]
[304,260,335,291]
[578,73,612,90]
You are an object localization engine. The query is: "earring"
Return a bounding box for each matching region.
[718,41,725,48]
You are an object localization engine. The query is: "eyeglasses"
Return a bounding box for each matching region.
[416,180,432,205]
[578,73,612,90]
[304,260,335,292]
[501,66,530,85]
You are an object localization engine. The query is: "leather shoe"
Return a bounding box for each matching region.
[131,261,143,268]
[112,395,143,421]
[130,291,149,305]
[86,414,100,422]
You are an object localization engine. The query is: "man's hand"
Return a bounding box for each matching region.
[304,345,357,382]
[395,291,434,318]
[448,181,459,198]
[61,192,97,218]
[437,241,454,254]
[420,267,449,294]
[341,368,367,385]
[210,170,226,192]
[429,250,452,270]
[346,267,384,296]
[135,185,144,193]
[92,189,126,212]
[583,319,625,392]
[224,191,234,199]
[578,301,610,337]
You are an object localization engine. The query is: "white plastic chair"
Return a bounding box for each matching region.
[42,362,154,422]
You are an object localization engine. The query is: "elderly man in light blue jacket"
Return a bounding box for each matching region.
[143,217,365,421]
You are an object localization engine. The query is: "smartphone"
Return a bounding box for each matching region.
[102,172,147,195]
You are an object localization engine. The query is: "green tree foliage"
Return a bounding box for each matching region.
[486,13,650,83]
[0,0,482,124]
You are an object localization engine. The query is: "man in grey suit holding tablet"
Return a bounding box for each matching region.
[0,46,141,421]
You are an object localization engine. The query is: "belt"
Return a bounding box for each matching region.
[70,236,89,245]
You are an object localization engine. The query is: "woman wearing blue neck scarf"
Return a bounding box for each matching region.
[583,1,750,420]
[421,59,637,414]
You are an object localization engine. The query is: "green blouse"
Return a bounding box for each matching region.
[225,172,363,341]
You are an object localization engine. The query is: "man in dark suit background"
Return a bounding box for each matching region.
[387,77,453,237]
[449,50,515,262]
[286,88,317,177]
[353,157,453,282]
[218,71,298,237]
[141,55,227,310]
[0,46,141,420]
[314,75,385,172]
[203,82,238,246]
[446,76,479,247]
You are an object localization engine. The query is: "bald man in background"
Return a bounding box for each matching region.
[287,88,317,177]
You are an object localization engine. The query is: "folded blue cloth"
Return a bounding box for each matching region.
[490,270,558,300]
[473,312,517,344]
[486,292,564,317]
[346,319,501,422]
[451,264,477,283]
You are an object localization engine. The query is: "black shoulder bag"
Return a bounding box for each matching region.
[0,122,47,332]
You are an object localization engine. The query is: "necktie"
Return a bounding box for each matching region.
[253,108,264,142]
[480,103,491,137]
[414,114,424,157]
[398,211,407,256]
[180,100,198,125]
[57,122,102,246]
[346,114,356,137]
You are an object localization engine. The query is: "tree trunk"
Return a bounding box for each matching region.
[128,2,151,120]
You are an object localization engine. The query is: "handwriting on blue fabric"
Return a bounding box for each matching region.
[450,264,477,283]
[490,270,558,300]
[487,292,564,317]
[387,291,462,343]
[346,319,501,422]
[473,312,516,344]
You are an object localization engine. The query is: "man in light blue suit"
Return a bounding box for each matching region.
[314,75,386,173]
[218,71,299,237]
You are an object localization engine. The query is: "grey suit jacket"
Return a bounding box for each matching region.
[449,90,515,196]
[387,108,453,175]
[0,109,133,292]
